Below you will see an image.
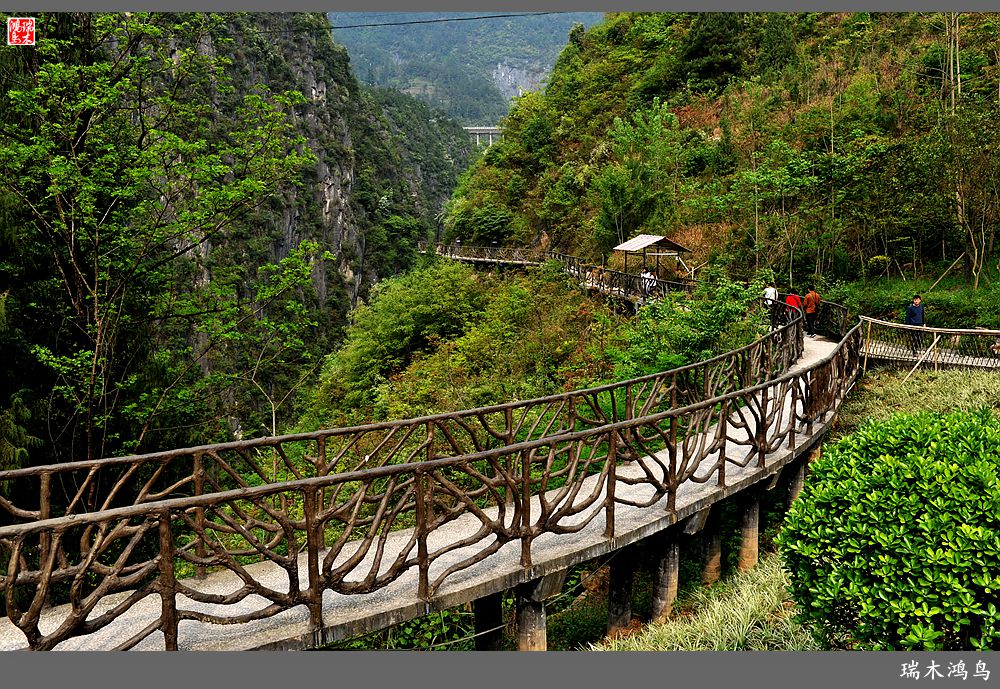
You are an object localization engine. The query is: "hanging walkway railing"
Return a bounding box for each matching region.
[860,316,1000,373]
[417,242,694,301]
[0,300,858,651]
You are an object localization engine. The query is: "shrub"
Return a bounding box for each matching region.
[779,409,1000,650]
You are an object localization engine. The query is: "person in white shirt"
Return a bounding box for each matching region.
[763,281,780,329]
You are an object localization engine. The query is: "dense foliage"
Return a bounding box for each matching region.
[779,409,1000,650]
[0,13,469,470]
[301,259,769,428]
[329,12,603,125]
[447,12,1000,291]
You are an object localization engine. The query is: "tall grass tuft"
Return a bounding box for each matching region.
[590,554,819,651]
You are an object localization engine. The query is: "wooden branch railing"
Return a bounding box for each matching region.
[1,302,856,651]
[860,316,1000,372]
[418,242,694,298]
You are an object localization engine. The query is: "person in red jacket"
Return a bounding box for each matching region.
[784,290,802,325]
[803,286,822,337]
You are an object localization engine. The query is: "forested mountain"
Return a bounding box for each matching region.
[0,12,471,469]
[446,12,1000,288]
[328,12,604,125]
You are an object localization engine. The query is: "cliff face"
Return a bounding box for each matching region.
[223,13,472,310]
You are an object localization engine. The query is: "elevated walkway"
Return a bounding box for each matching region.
[0,332,847,651]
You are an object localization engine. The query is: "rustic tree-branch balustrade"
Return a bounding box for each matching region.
[0,298,863,651]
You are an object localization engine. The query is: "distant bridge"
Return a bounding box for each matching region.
[463,126,501,147]
[417,241,694,307]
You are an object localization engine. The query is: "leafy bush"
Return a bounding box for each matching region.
[307,259,485,421]
[779,409,1000,650]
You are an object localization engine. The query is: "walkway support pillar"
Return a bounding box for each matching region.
[516,569,567,651]
[607,545,637,636]
[738,494,760,573]
[701,508,722,586]
[787,457,807,509]
[650,531,680,624]
[474,591,505,651]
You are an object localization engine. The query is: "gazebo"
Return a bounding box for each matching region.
[612,234,694,279]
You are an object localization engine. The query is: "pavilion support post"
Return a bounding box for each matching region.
[650,531,680,624]
[607,545,637,636]
[474,591,505,651]
[701,508,723,586]
[516,570,567,651]
[738,494,760,573]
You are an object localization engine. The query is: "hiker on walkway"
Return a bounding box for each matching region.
[763,280,780,329]
[905,294,926,355]
[803,286,822,337]
[784,290,803,326]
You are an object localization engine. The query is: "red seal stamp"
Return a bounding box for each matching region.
[7,17,36,46]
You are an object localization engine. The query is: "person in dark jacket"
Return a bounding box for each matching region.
[905,294,926,355]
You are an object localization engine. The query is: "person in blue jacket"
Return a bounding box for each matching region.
[905,294,925,355]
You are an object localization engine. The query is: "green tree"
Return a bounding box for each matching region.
[0,13,312,461]
[591,98,684,254]
[680,13,745,93]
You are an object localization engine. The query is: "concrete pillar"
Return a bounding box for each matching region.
[607,546,637,636]
[515,569,567,652]
[650,531,680,624]
[786,460,806,510]
[701,509,722,586]
[473,591,504,651]
[738,495,760,573]
[516,590,546,651]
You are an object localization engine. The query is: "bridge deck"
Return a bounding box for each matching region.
[0,339,838,651]
[865,340,1000,369]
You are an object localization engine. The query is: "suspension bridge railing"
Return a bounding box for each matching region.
[0,313,858,651]
[417,242,695,299]
[859,316,1000,372]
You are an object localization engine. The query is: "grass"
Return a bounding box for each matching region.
[833,367,1000,439]
[590,553,819,651]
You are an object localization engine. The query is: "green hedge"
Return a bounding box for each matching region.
[779,409,1000,650]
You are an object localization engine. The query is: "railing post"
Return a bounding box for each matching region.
[788,383,798,450]
[717,400,727,487]
[667,417,678,512]
[39,472,51,608]
[416,468,431,600]
[158,509,179,651]
[193,453,206,579]
[303,487,323,629]
[605,431,617,539]
[520,449,532,568]
[862,320,871,376]
[757,386,768,468]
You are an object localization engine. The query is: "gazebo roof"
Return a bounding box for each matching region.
[612,234,691,253]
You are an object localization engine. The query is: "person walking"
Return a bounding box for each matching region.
[784,290,803,326]
[803,285,822,337]
[905,294,926,355]
[763,280,780,329]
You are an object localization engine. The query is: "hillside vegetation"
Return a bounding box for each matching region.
[446,12,1000,291]
[329,12,603,125]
